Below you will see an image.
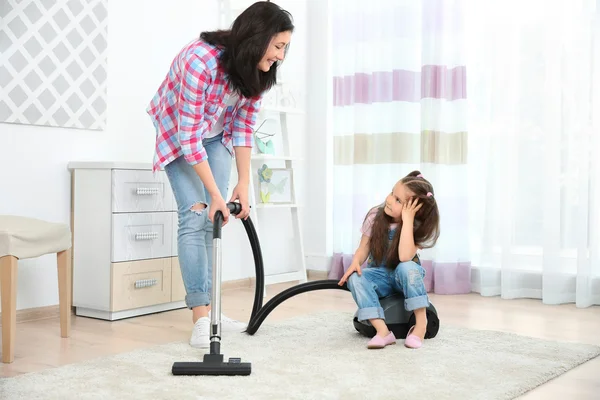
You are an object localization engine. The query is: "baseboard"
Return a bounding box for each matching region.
[0,305,63,325]
[305,254,332,272]
[2,270,326,325]
[243,269,329,287]
[307,270,329,280]
[221,276,254,290]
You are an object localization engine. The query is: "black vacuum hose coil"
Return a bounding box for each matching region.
[213,202,266,320]
[241,211,441,339]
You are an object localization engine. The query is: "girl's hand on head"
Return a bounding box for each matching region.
[401,197,423,222]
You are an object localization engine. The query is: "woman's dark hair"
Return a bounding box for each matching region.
[200,1,294,98]
[367,170,440,269]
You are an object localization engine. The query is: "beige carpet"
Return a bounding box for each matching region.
[2,311,599,400]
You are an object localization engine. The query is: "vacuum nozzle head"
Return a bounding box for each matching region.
[172,354,251,376]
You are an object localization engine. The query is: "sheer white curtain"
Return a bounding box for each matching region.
[330,0,472,295]
[465,0,600,307]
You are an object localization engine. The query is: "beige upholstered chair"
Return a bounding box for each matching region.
[0,215,72,363]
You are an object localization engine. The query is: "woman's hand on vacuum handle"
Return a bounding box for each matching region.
[209,193,230,227]
[229,181,250,220]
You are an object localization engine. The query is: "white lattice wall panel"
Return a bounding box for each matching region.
[0,0,108,131]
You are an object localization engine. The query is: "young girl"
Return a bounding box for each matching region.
[338,171,440,349]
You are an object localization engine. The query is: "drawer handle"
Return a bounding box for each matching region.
[135,232,159,240]
[136,187,160,195]
[135,279,158,289]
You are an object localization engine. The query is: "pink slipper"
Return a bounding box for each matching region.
[367,332,396,349]
[404,326,423,349]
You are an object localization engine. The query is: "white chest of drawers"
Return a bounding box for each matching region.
[68,161,186,320]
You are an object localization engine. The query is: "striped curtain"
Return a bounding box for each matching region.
[329,0,471,295]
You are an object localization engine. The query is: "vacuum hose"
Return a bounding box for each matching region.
[213,203,265,321]
[215,203,349,336]
[245,280,349,335]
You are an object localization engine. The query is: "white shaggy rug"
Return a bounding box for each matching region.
[2,312,599,400]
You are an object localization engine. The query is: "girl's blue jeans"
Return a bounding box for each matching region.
[164,133,232,309]
[347,261,430,322]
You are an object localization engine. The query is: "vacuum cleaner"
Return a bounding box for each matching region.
[171,201,440,376]
[240,235,441,339]
[352,292,439,339]
[171,202,260,376]
[244,279,440,340]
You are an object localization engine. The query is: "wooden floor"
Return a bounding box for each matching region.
[2,281,599,399]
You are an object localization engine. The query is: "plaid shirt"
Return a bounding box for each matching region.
[147,40,261,171]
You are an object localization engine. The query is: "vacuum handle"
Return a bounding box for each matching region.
[213,202,244,239]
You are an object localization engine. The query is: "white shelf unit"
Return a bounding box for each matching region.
[248,106,307,292]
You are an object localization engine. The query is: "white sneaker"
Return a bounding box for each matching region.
[190,316,210,348]
[208,311,247,333]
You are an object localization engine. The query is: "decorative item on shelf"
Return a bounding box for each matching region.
[257,164,273,203]
[253,119,276,155]
[276,83,297,109]
[260,88,278,109]
[256,136,275,155]
[257,164,292,204]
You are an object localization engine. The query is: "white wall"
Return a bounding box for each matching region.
[0,0,310,312]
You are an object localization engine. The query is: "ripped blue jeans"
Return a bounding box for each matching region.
[347,261,429,322]
[164,133,232,309]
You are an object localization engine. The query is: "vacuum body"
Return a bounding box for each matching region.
[351,292,440,339]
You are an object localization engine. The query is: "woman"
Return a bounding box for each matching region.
[147,1,294,348]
